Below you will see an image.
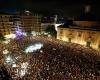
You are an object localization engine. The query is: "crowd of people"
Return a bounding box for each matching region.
[0,36,100,80]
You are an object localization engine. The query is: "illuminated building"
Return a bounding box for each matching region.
[0,11,42,37]
[21,10,41,32]
[0,14,14,36]
[13,15,22,31]
[57,5,100,51]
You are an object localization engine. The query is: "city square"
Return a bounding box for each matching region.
[0,0,100,80]
[0,36,100,80]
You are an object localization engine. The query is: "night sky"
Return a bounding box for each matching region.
[0,0,100,18]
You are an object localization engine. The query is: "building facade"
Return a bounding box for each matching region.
[57,26,100,51]
[0,14,14,36]
[57,5,100,51]
[21,14,41,32]
[0,11,42,36]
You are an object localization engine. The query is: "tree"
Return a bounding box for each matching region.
[0,34,5,41]
[45,25,57,37]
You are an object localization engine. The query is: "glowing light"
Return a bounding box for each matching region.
[16,31,27,37]
[23,32,27,36]
[15,27,27,38]
[12,64,17,67]
[3,49,9,54]
[79,41,86,46]
[25,10,30,13]
[21,62,28,69]
[40,50,43,53]
[5,34,16,39]
[62,37,68,42]
[16,30,23,38]
[15,56,20,60]
[6,56,13,63]
[25,10,30,15]
[48,35,52,37]
[25,43,43,53]
[55,24,62,31]
[20,69,26,77]
[3,40,10,44]
[19,62,29,77]
[44,32,48,35]
[31,31,37,36]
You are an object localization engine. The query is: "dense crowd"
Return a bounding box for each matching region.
[0,36,100,80]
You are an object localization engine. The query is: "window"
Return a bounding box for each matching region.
[78,33,81,37]
[88,36,92,38]
[78,31,82,37]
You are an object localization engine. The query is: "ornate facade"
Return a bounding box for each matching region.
[57,5,100,51]
[57,26,100,51]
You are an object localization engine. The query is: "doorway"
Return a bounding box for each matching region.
[86,41,91,47]
[68,38,71,43]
